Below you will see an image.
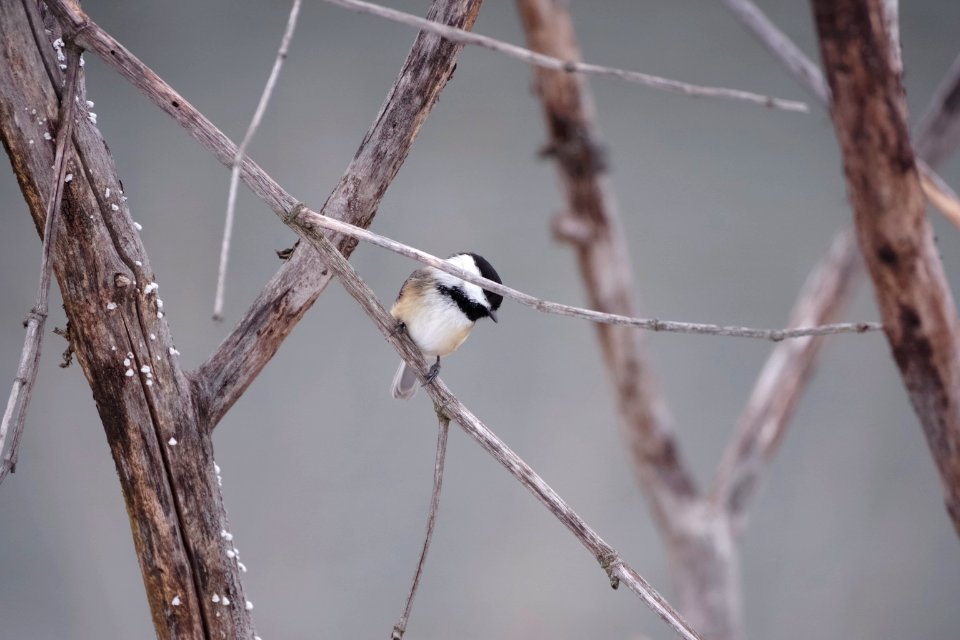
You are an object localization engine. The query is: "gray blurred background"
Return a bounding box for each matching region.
[2,1,959,638]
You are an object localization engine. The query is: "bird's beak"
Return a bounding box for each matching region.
[488,309,498,323]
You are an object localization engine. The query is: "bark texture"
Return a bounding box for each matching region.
[813,0,960,536]
[0,2,252,638]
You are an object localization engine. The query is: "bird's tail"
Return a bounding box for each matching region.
[391,360,418,400]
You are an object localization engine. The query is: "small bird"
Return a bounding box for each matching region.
[390,252,503,400]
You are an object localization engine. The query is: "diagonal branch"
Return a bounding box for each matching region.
[914,51,960,169]
[812,0,960,537]
[301,226,704,640]
[323,0,807,112]
[719,0,960,228]
[514,0,695,529]
[711,230,863,532]
[47,0,485,428]
[0,46,81,484]
[214,0,302,321]
[299,212,882,341]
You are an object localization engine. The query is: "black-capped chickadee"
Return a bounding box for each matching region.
[390,252,503,400]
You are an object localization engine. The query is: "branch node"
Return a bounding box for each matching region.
[23,308,46,328]
[597,549,621,590]
[283,202,307,226]
[551,211,596,246]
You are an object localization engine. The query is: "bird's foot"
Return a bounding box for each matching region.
[422,358,441,386]
[390,319,407,337]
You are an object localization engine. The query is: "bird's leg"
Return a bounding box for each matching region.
[423,356,441,385]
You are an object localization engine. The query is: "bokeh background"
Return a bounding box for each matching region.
[2,1,959,638]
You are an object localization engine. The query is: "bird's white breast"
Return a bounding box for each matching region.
[403,290,475,358]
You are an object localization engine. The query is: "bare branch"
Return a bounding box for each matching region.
[296,210,882,341]
[392,411,450,640]
[322,0,808,112]
[813,0,960,536]
[48,0,486,427]
[214,0,302,321]
[306,229,704,640]
[0,46,81,485]
[711,231,863,532]
[719,0,960,227]
[914,51,960,169]
[515,0,694,530]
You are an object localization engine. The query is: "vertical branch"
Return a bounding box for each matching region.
[213,0,302,321]
[391,410,450,640]
[812,0,960,536]
[514,0,697,529]
[1,2,255,637]
[0,46,80,484]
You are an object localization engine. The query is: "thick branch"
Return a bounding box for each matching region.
[46,0,485,428]
[711,230,863,532]
[812,0,960,536]
[323,0,807,112]
[1,2,253,636]
[514,0,695,532]
[303,228,704,640]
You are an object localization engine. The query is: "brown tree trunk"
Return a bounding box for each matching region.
[0,2,251,637]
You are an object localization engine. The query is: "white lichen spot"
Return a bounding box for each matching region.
[156,299,164,309]
[146,379,154,387]
[133,221,143,230]
[150,333,157,341]
[171,595,181,606]
[43,132,52,141]
[221,597,230,606]
[226,549,235,559]
[237,561,247,573]
[88,112,97,125]
[123,358,131,367]
[86,100,94,108]
[106,302,117,310]
[111,346,117,351]
[111,204,119,211]
[64,173,73,183]
[59,63,67,70]
[105,188,111,197]
[140,365,151,373]
[125,369,134,377]
[211,594,220,603]
[143,282,158,295]
[79,55,85,67]
[52,38,65,61]
[134,260,143,267]
[245,600,253,611]
[168,347,180,356]
[127,352,134,359]
[214,463,221,474]
[168,437,178,446]
[28,139,34,145]
[220,530,233,541]
[157,311,164,319]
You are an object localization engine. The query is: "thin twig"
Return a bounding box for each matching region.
[321,0,807,112]
[719,0,960,228]
[914,51,960,170]
[306,230,703,640]
[392,410,450,640]
[213,0,302,321]
[0,47,82,485]
[291,207,882,341]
